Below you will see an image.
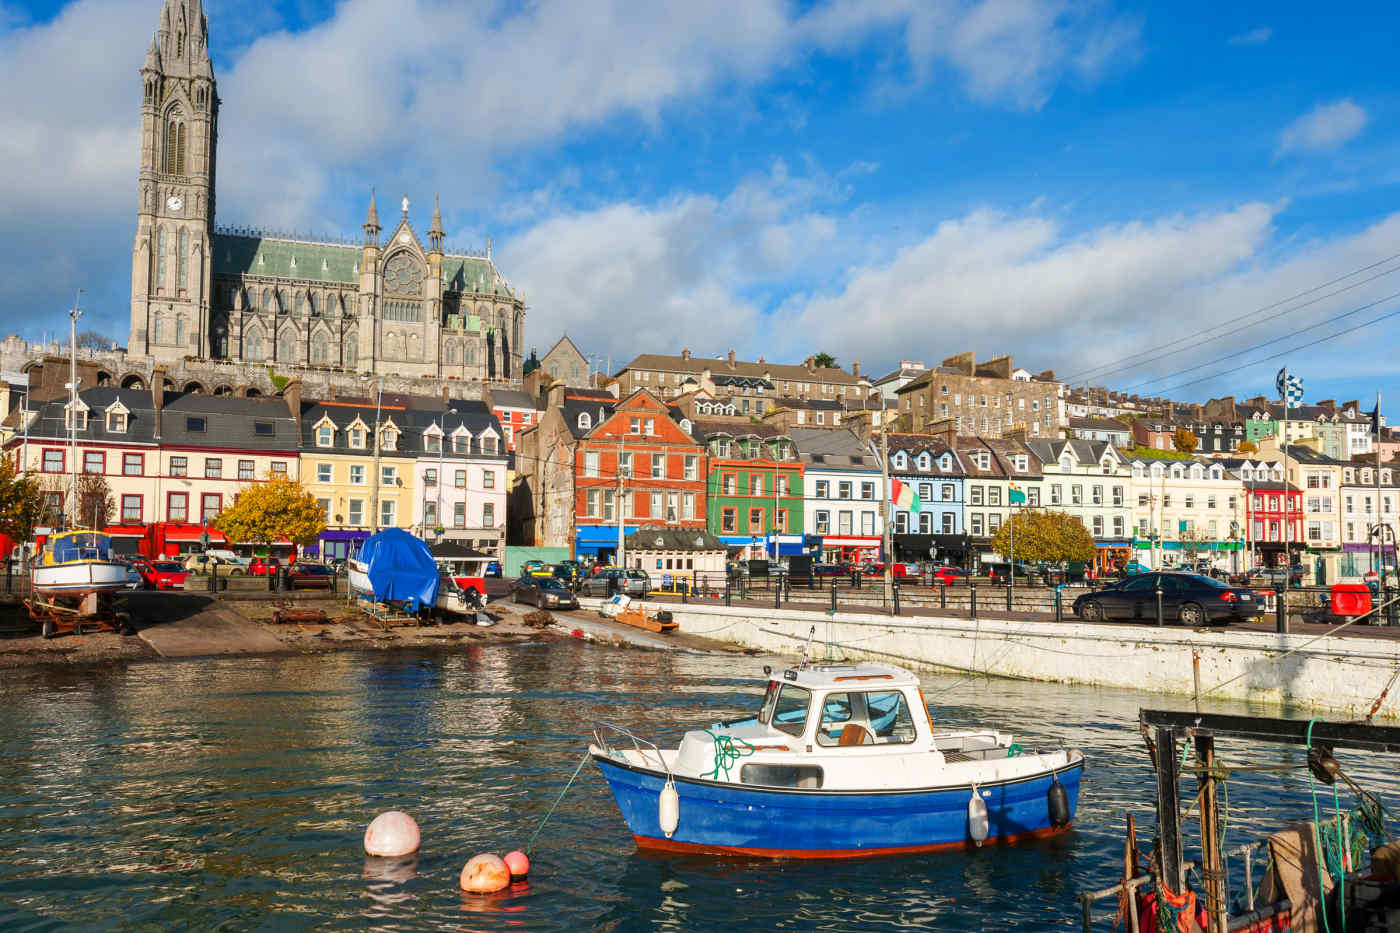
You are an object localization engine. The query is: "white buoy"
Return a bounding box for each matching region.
[363,811,421,857]
[967,786,989,847]
[658,778,680,838]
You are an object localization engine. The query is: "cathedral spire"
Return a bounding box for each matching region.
[363,188,381,244]
[428,193,444,251]
[144,32,162,71]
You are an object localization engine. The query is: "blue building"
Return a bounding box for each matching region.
[886,435,970,565]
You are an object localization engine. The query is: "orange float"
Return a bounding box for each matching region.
[503,850,530,881]
[460,853,511,893]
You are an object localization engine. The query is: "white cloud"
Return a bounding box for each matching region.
[1227,26,1272,46]
[1278,99,1368,155]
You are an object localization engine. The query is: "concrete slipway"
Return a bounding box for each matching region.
[577,598,1400,719]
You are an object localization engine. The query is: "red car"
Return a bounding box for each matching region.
[133,559,190,590]
[930,565,969,586]
[861,562,919,581]
[286,563,335,590]
[249,557,281,576]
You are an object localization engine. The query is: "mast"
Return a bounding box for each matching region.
[67,291,83,527]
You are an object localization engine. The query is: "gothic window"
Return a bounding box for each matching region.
[175,317,186,348]
[464,342,476,366]
[383,300,422,322]
[278,331,295,361]
[385,333,398,359]
[152,316,166,345]
[156,228,168,288]
[212,324,227,357]
[246,331,264,360]
[176,32,184,57]
[514,311,522,349]
[311,333,328,363]
[309,293,319,316]
[345,337,357,366]
[294,292,304,314]
[382,253,423,322]
[275,290,286,313]
[262,288,272,311]
[163,109,186,174]
[444,342,457,364]
[177,229,189,288]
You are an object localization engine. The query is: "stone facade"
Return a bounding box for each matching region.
[126,0,525,390]
[895,353,1065,439]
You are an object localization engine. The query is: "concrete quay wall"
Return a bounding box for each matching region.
[609,600,1400,718]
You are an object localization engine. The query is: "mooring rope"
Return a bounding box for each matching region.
[524,749,591,856]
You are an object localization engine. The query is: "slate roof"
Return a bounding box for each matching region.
[1026,437,1118,468]
[1068,415,1130,432]
[300,401,504,459]
[691,420,787,443]
[790,428,877,472]
[16,388,300,451]
[884,433,964,477]
[561,396,618,439]
[619,353,863,385]
[19,388,159,445]
[625,526,726,551]
[489,389,538,410]
[770,396,845,411]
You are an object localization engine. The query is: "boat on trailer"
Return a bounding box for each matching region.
[590,660,1085,858]
[31,531,130,597]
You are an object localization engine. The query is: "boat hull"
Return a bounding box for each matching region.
[593,754,1083,858]
[31,561,129,595]
[347,560,371,595]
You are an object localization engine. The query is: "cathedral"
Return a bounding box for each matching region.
[128,0,525,386]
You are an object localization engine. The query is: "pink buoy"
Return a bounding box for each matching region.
[363,811,421,857]
[503,850,530,881]
[460,853,511,894]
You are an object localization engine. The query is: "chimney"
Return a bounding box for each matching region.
[282,378,303,436]
[727,348,735,369]
[1004,426,1028,443]
[758,356,766,365]
[926,417,958,450]
[151,366,166,439]
[852,361,860,378]
[805,355,815,373]
[1317,399,1336,413]
[547,383,566,410]
[681,346,691,360]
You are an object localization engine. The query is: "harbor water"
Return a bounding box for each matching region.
[2,641,1398,930]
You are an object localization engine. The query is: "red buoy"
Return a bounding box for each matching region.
[503,850,530,881]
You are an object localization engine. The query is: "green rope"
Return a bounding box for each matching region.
[525,749,591,856]
[701,730,755,780]
[1305,718,1346,933]
[1007,743,1024,758]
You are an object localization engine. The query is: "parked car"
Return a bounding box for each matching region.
[1246,567,1304,588]
[123,565,144,590]
[522,559,549,576]
[133,559,190,590]
[983,561,1032,583]
[860,562,919,581]
[930,565,969,586]
[552,563,584,589]
[286,563,336,590]
[1073,572,1261,625]
[812,562,853,578]
[485,561,503,578]
[185,553,247,575]
[580,568,652,597]
[511,575,580,609]
[248,557,281,576]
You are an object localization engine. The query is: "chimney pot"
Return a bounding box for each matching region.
[682,347,691,360]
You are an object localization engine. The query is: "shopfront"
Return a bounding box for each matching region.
[819,535,882,564]
[311,529,371,562]
[893,533,971,567]
[575,524,639,563]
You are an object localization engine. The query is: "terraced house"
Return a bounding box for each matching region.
[884,434,968,566]
[697,422,804,559]
[792,428,883,565]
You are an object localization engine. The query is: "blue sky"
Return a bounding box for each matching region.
[1,0,1398,414]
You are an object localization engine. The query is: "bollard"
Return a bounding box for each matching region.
[892,585,901,616]
[1155,585,1164,627]
[1006,581,1013,612]
[785,576,792,601]
[1275,584,1287,634]
[775,580,781,608]
[808,571,815,591]
[853,570,862,590]
[830,581,837,613]
[208,560,218,593]
[940,582,947,611]
[970,581,978,619]
[4,558,11,595]
[681,583,688,605]
[1055,587,1063,623]
[725,580,732,606]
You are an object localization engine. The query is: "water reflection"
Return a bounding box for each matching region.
[0,645,1397,930]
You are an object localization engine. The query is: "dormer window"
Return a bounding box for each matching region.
[64,401,88,431]
[578,412,592,430]
[1385,470,1394,485]
[107,411,126,433]
[380,429,397,451]
[893,452,908,470]
[1013,455,1028,473]
[317,425,334,447]
[482,435,498,455]
[349,427,366,449]
[424,433,441,454]
[453,434,470,455]
[940,455,952,470]
[916,453,930,471]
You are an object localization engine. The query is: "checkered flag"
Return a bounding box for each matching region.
[1275,367,1304,409]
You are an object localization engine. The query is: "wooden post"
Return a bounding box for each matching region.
[1196,733,1228,933]
[1153,726,1184,891]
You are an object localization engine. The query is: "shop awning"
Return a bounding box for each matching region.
[162,525,229,543]
[821,536,881,548]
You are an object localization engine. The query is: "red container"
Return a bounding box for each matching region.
[1330,583,1372,617]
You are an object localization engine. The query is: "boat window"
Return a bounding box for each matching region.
[740,763,823,789]
[817,690,918,747]
[758,681,779,725]
[770,685,812,737]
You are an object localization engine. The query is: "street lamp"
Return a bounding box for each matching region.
[361,373,383,532]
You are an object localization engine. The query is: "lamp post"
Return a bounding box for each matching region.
[362,374,383,532]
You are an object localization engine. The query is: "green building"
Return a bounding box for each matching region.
[695,423,805,557]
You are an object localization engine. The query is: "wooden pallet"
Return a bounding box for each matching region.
[361,601,422,628]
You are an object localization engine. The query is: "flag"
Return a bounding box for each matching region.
[1008,482,1027,505]
[891,478,922,515]
[1275,367,1304,409]
[1370,390,1382,436]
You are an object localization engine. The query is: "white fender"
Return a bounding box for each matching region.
[967,785,989,847]
[658,778,680,838]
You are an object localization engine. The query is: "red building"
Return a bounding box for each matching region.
[486,388,540,453]
[1245,481,1303,565]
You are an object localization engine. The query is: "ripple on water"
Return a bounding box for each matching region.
[0,645,1397,931]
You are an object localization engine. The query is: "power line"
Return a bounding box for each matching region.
[1122,289,1400,394]
[1060,252,1400,385]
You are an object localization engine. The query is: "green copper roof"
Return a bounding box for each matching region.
[214,234,361,285]
[441,255,513,297]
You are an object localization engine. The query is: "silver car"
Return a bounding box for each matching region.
[581,569,651,597]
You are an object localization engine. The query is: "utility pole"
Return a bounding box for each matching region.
[616,430,628,568]
[1375,390,1383,582]
[880,405,893,605]
[365,374,383,533]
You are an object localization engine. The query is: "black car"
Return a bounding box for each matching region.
[1073,572,1261,626]
[511,575,580,609]
[812,562,853,578]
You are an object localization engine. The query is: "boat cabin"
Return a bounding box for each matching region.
[40,531,115,566]
[427,541,490,599]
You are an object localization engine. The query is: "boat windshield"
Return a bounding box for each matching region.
[51,533,111,562]
[769,685,812,738]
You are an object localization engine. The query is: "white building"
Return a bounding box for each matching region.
[791,428,884,563]
[1026,438,1133,569]
[1127,457,1247,571]
[409,406,507,555]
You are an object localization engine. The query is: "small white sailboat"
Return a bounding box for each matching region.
[30,531,130,597]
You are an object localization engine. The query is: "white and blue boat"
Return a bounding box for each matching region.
[590,661,1085,858]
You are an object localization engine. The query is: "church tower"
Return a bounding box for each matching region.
[130,0,217,361]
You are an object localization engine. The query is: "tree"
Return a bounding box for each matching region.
[989,509,1096,566]
[213,475,327,547]
[73,472,115,528]
[1172,427,1199,452]
[813,352,837,369]
[1236,439,1258,454]
[522,349,541,375]
[0,457,45,542]
[74,330,116,352]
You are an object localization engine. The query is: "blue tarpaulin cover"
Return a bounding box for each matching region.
[356,529,439,610]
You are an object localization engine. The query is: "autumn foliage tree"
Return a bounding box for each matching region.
[213,475,326,548]
[989,509,1096,566]
[0,457,45,542]
[1236,439,1258,454]
[73,472,116,528]
[1173,427,1199,452]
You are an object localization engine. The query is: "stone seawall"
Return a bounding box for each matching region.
[584,599,1400,718]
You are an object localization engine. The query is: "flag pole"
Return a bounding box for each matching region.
[1281,367,1291,573]
[1376,389,1383,581]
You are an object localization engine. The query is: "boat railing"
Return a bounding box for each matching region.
[591,721,671,775]
[1078,839,1280,931]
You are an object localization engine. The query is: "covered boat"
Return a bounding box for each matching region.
[427,541,491,606]
[591,661,1085,858]
[30,531,130,597]
[347,528,439,610]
